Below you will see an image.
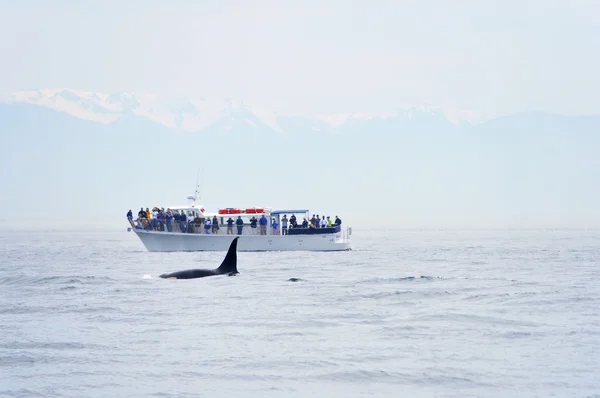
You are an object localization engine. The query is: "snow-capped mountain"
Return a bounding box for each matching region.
[0,88,487,134]
[2,88,599,229]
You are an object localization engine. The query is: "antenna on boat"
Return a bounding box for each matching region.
[194,169,200,201]
[188,168,203,201]
[186,168,203,203]
[195,168,204,201]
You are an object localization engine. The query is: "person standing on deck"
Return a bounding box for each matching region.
[180,211,187,232]
[146,208,152,229]
[236,216,244,235]
[281,215,288,235]
[173,210,181,231]
[165,209,173,232]
[126,210,134,227]
[212,215,219,234]
[259,214,268,235]
[157,209,165,231]
[226,217,234,234]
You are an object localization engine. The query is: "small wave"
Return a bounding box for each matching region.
[0,341,103,350]
[0,275,117,286]
[463,293,511,301]
[315,368,493,387]
[227,358,340,372]
[494,331,536,339]
[410,312,544,327]
[359,276,439,284]
[0,354,36,366]
[0,388,44,398]
[268,331,310,337]
[398,276,436,281]
[377,325,419,332]
[358,290,415,299]
[362,275,523,284]
[315,369,411,384]
[0,305,122,315]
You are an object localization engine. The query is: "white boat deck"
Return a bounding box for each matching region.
[132,228,351,252]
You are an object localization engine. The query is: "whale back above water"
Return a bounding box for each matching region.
[159,237,239,279]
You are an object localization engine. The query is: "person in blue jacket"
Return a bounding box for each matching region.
[235,216,244,235]
[126,209,133,227]
[259,214,268,235]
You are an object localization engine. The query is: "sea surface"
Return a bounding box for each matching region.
[0,228,598,397]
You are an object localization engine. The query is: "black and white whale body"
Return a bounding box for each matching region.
[159,237,239,279]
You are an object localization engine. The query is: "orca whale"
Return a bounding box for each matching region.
[159,237,239,279]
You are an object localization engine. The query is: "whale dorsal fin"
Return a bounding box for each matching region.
[217,237,238,274]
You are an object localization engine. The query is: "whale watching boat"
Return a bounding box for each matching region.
[127,195,352,252]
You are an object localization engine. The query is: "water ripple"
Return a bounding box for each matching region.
[0,228,598,398]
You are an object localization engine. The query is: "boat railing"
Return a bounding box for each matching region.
[128,218,349,240]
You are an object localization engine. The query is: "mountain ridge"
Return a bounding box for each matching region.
[1,88,492,135]
[1,96,600,228]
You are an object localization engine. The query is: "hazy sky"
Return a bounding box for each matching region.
[1,0,599,230]
[1,0,598,117]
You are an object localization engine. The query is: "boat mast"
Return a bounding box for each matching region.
[187,168,203,204]
[194,168,202,201]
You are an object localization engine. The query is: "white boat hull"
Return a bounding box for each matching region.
[132,229,352,252]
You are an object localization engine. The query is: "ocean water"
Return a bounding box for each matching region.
[0,228,598,398]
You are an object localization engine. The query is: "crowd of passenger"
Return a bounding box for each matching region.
[126,207,342,235]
